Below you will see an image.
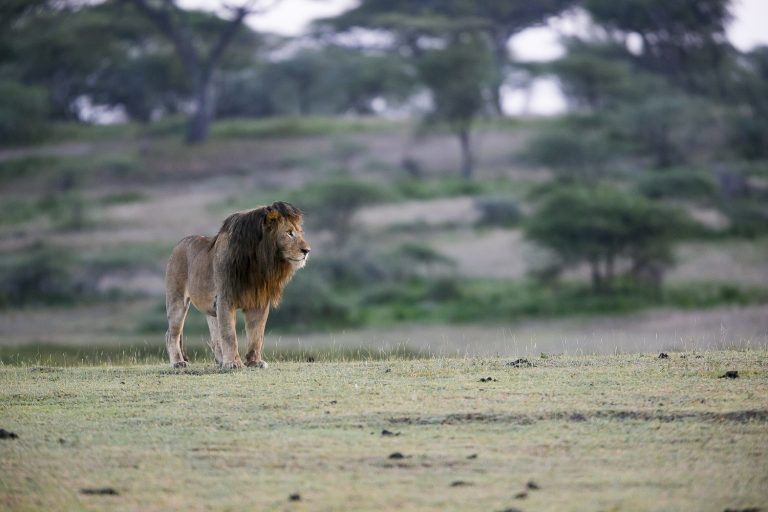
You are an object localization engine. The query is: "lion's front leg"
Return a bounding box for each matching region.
[244,305,270,368]
[205,315,224,365]
[216,298,244,370]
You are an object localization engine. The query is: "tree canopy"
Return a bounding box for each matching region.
[525,185,689,291]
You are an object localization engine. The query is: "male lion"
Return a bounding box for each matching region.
[164,201,310,369]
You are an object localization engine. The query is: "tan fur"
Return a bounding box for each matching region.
[164,202,310,369]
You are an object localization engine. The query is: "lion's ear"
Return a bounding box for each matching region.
[265,209,280,223]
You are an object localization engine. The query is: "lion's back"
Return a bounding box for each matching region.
[166,235,215,300]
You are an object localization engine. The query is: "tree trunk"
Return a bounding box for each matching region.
[489,75,504,117]
[124,0,251,146]
[186,75,216,145]
[489,31,509,117]
[458,127,473,180]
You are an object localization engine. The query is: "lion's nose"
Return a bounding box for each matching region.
[301,247,311,255]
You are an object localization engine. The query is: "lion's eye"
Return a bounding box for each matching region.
[287,230,295,238]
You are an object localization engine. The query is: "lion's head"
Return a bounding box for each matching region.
[212,201,310,309]
[267,204,311,270]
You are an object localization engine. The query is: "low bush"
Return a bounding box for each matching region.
[0,81,49,145]
[725,202,768,237]
[636,168,718,203]
[0,157,55,186]
[521,127,616,181]
[474,196,523,227]
[271,272,360,331]
[0,244,91,307]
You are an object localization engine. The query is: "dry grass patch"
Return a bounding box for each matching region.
[1,350,767,511]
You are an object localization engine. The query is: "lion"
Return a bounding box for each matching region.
[164,201,310,369]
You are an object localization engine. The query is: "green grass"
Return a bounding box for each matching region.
[0,342,425,367]
[46,121,145,143]
[43,117,190,143]
[1,350,766,511]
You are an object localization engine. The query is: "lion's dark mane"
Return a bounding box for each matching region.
[211,201,303,309]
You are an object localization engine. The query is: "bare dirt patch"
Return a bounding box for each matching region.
[357,196,479,230]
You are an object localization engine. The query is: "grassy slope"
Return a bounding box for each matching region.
[1,350,767,511]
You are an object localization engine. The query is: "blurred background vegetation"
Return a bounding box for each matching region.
[1,0,767,363]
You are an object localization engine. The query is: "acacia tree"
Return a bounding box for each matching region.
[317,3,495,178]
[416,35,493,179]
[525,185,688,291]
[467,0,578,115]
[584,0,733,97]
[121,0,267,144]
[319,0,576,116]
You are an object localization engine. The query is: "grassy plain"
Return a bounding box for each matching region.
[1,118,767,510]
[1,350,767,511]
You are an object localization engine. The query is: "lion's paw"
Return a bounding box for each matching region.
[172,361,188,369]
[246,360,269,369]
[221,360,245,370]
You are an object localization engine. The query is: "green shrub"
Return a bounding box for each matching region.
[0,156,54,186]
[424,277,463,301]
[715,163,768,237]
[474,196,523,227]
[725,202,768,237]
[520,127,615,181]
[0,244,90,307]
[0,81,49,145]
[636,168,718,203]
[395,243,455,271]
[330,137,367,166]
[286,177,395,245]
[525,184,689,291]
[100,191,147,205]
[607,95,718,169]
[293,177,395,212]
[729,114,768,161]
[271,272,358,331]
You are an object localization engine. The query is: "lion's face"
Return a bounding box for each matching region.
[275,220,311,269]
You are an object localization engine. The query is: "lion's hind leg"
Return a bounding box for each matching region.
[166,296,190,368]
[205,315,224,365]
